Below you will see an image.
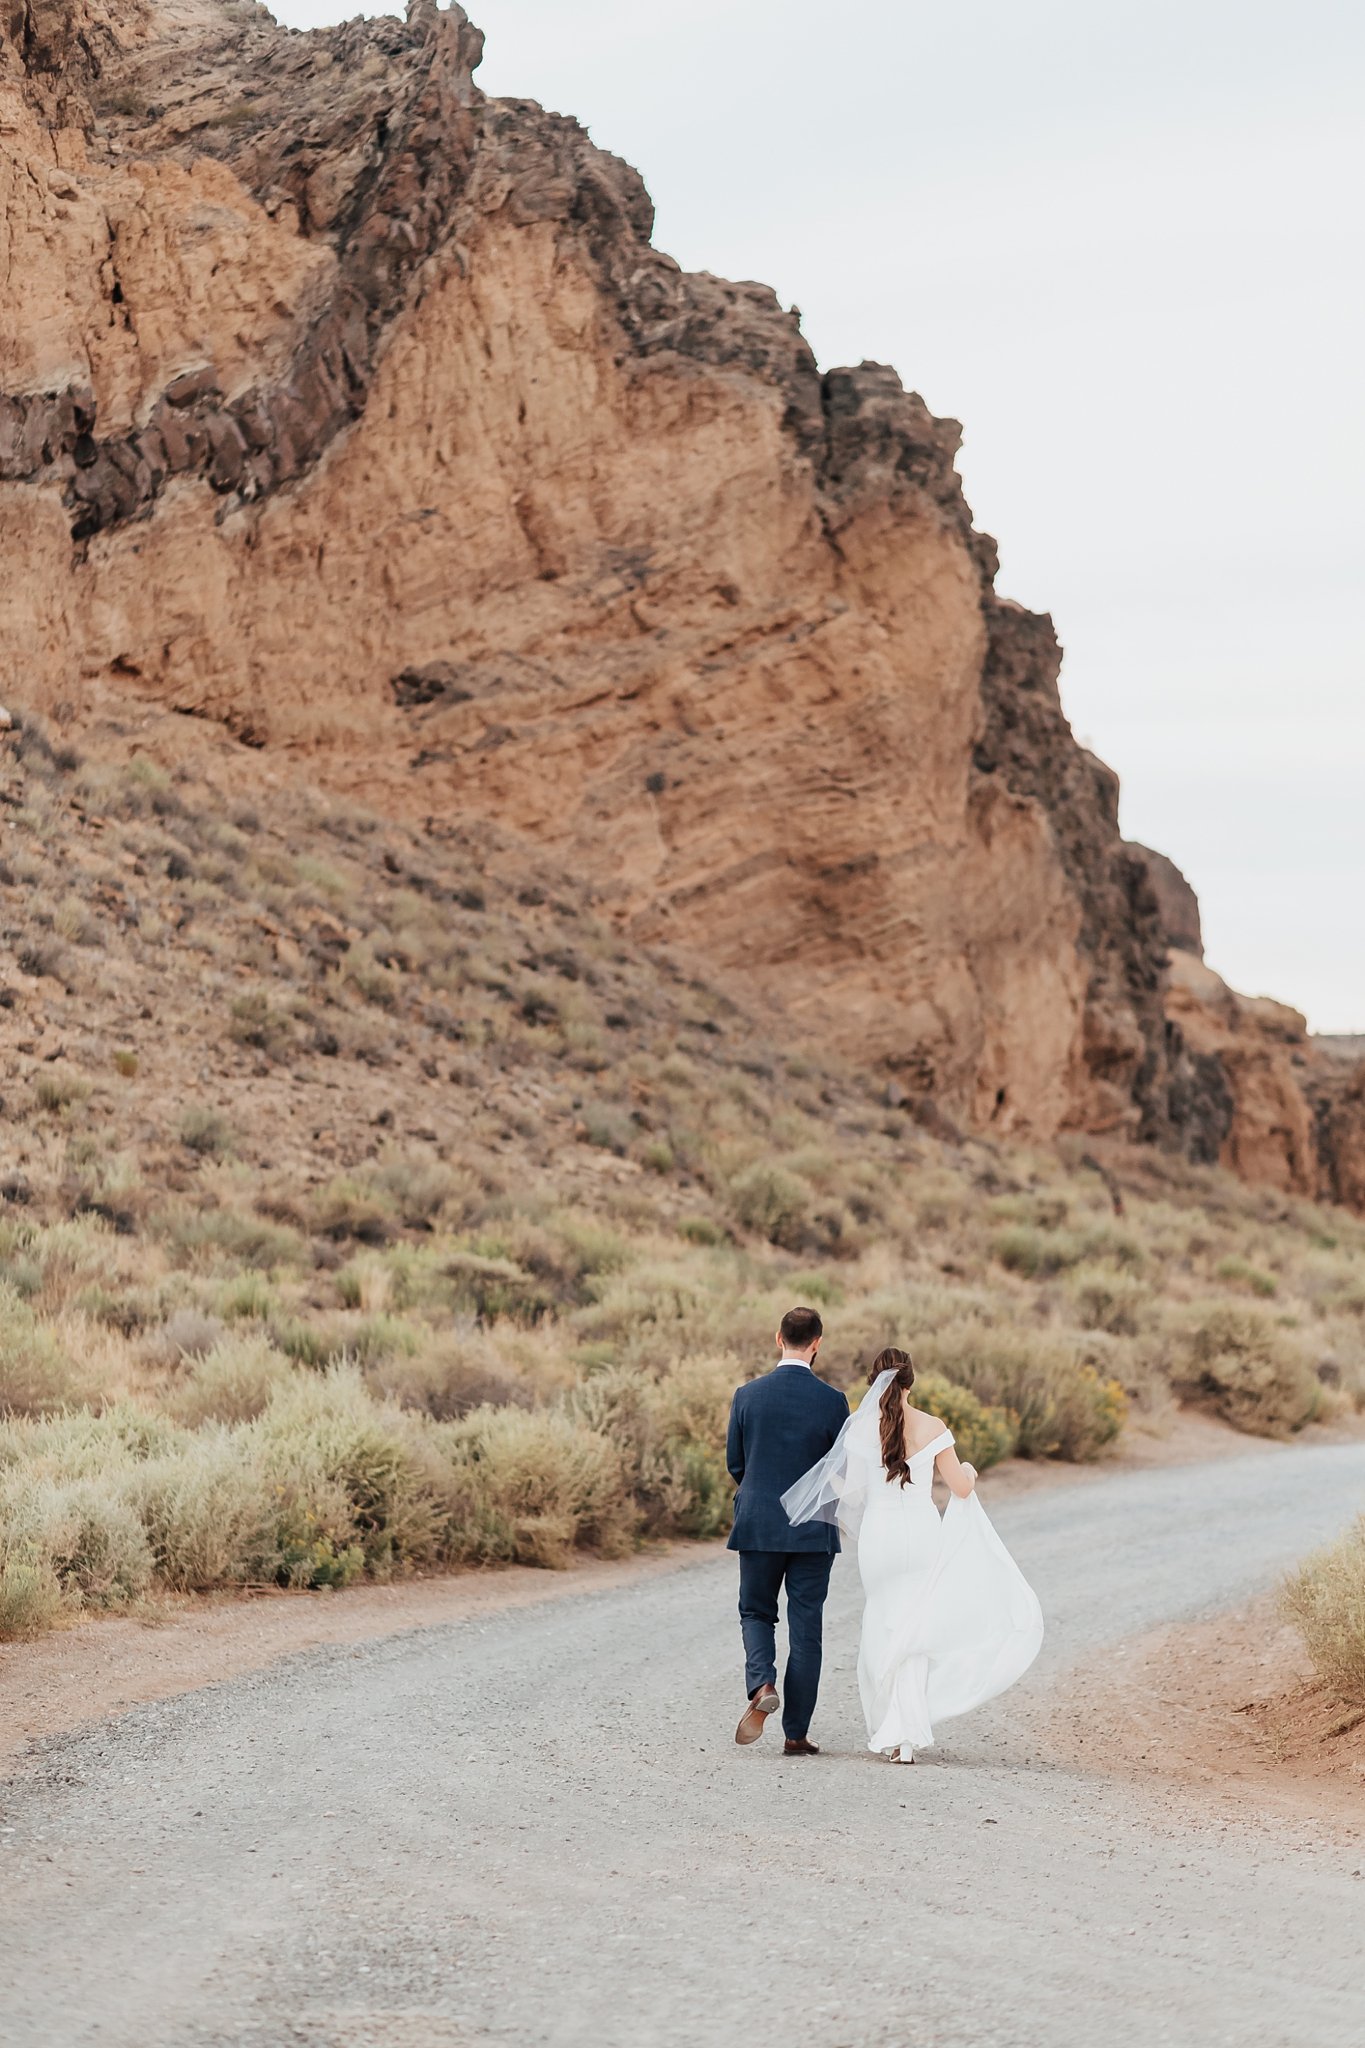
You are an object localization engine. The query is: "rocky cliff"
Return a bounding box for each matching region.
[2,0,1360,1200]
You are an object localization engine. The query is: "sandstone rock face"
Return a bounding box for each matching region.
[1,0,1360,1199]
[1126,843,1203,959]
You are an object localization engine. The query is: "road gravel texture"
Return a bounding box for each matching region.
[4,1444,1365,2048]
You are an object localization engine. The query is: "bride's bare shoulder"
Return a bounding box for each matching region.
[903,1403,949,1443]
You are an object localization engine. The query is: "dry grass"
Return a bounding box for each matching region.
[1282,1519,1365,1706]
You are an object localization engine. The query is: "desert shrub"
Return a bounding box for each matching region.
[33,1067,90,1114]
[249,1369,450,1574]
[143,1307,227,1367]
[565,1355,735,1539]
[993,1222,1144,1279]
[341,1315,421,1365]
[443,1251,555,1324]
[339,937,401,1008]
[916,1323,1126,1460]
[0,1473,154,1609]
[573,1262,716,1352]
[270,1317,342,1368]
[649,1353,750,1536]
[179,1106,236,1157]
[580,1103,633,1155]
[542,1212,630,1283]
[373,1151,475,1231]
[679,1215,726,1247]
[1166,1301,1320,1437]
[32,1215,127,1311]
[309,1177,395,1246]
[170,1336,296,1427]
[227,991,292,1058]
[727,1163,810,1251]
[1066,1262,1150,1336]
[437,1405,631,1567]
[336,1253,390,1314]
[216,1272,275,1322]
[367,1332,529,1421]
[1282,1518,1365,1706]
[0,1402,189,1479]
[461,1214,627,1312]
[785,1272,847,1308]
[910,1371,1018,1471]
[0,1288,89,1415]
[1296,1249,1365,1316]
[132,1436,277,1590]
[0,1539,66,1638]
[1313,1316,1365,1408]
[159,1205,305,1272]
[1214,1254,1278,1297]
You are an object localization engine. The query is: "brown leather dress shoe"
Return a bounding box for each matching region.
[783,1737,820,1756]
[735,1683,779,1745]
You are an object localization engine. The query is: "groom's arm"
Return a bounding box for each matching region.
[726,1391,746,1486]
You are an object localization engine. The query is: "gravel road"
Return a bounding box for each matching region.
[4,1444,1364,2048]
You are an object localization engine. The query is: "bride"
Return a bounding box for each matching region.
[782,1348,1043,1763]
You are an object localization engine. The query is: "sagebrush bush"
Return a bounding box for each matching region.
[1167,1301,1321,1437]
[159,1204,304,1272]
[443,1250,555,1324]
[993,1222,1144,1279]
[727,1163,811,1251]
[250,1369,449,1574]
[169,1336,295,1426]
[367,1331,529,1420]
[133,1436,277,1590]
[33,1068,90,1114]
[0,1473,153,1610]
[1065,1262,1149,1336]
[143,1308,227,1367]
[1214,1254,1278,1297]
[566,1356,734,1539]
[179,1106,235,1157]
[1282,1517,1365,1706]
[438,1404,631,1568]
[916,1323,1126,1460]
[910,1371,1018,1470]
[0,1287,89,1416]
[309,1177,395,1246]
[0,1540,66,1638]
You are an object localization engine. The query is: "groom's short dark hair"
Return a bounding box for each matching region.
[780,1305,823,1350]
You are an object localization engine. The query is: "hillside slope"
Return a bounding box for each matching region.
[1,0,1361,1199]
[1,707,1363,1634]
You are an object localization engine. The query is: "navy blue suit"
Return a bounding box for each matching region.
[726,1361,850,1739]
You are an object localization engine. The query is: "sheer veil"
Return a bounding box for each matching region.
[780,1369,893,1541]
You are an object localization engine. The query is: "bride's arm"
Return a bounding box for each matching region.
[935,1443,978,1499]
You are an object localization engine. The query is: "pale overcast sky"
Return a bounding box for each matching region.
[275,0,1364,1029]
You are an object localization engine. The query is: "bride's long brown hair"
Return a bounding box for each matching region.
[871,1347,916,1487]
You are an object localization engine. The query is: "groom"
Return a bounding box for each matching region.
[726,1306,849,1755]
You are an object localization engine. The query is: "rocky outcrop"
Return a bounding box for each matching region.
[1,0,1360,1199]
[1126,843,1203,959]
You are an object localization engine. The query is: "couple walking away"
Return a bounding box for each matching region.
[727,1306,1043,1762]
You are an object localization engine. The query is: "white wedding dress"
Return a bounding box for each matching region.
[855,1427,1043,1752]
[781,1379,1044,1755]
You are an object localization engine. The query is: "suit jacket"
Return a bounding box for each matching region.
[726,1362,850,1554]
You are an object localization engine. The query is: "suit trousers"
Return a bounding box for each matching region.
[737,1549,834,1740]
